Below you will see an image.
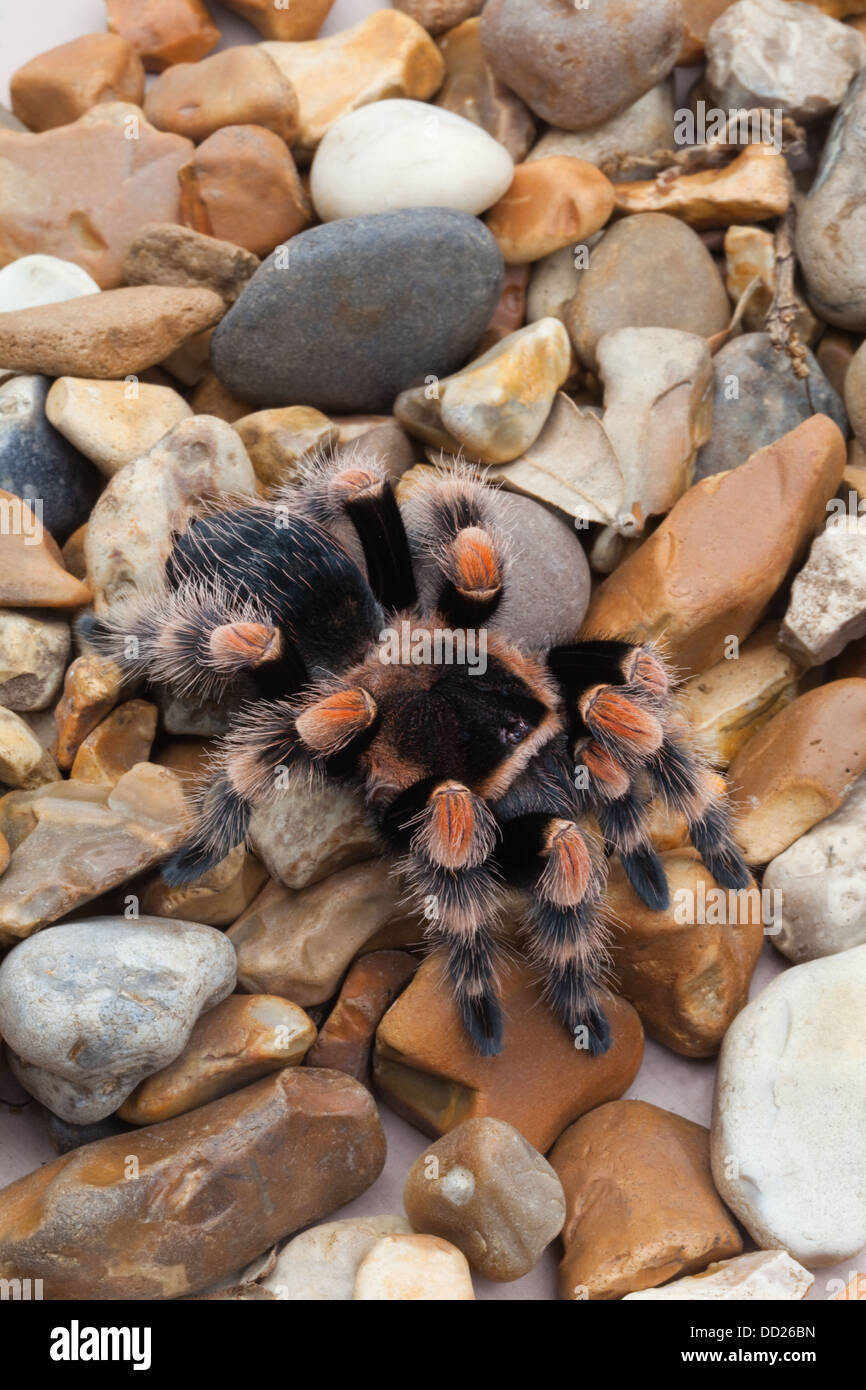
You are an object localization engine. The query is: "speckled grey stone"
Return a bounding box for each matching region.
[211,209,505,413]
[0,917,237,1123]
[0,375,101,541]
[694,333,847,481]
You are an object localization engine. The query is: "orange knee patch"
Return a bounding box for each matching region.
[450,527,501,600]
[295,687,377,755]
[581,741,630,800]
[209,622,282,672]
[331,467,381,501]
[624,647,669,699]
[580,685,663,757]
[424,781,493,869]
[541,819,592,907]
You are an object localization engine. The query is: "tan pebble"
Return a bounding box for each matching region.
[550,1100,742,1300]
[677,622,800,766]
[374,954,643,1152]
[0,104,192,289]
[221,0,335,40]
[106,0,221,71]
[0,707,61,789]
[473,263,529,354]
[189,372,253,423]
[583,415,847,676]
[61,526,88,582]
[46,378,191,477]
[0,286,225,380]
[119,994,317,1124]
[142,842,268,927]
[678,0,739,63]
[10,33,145,133]
[124,222,260,306]
[0,492,92,608]
[53,654,125,771]
[248,778,379,888]
[262,10,445,163]
[614,144,790,230]
[179,125,312,257]
[0,610,70,712]
[435,16,535,162]
[605,850,763,1056]
[396,0,484,34]
[353,1233,475,1300]
[70,700,159,786]
[145,47,299,145]
[235,406,338,490]
[729,678,866,864]
[485,156,614,263]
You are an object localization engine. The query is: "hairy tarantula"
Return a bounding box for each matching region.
[81,457,750,1057]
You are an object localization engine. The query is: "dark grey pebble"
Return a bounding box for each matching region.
[0,374,101,541]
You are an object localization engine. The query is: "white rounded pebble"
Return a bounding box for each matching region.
[711,944,866,1267]
[0,254,100,313]
[310,98,514,222]
[353,1233,476,1300]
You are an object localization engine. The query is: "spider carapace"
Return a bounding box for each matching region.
[81,457,750,1058]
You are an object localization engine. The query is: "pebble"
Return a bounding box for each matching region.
[118,994,316,1124]
[598,327,713,533]
[0,1068,385,1299]
[730,679,866,863]
[10,34,143,134]
[305,950,417,1086]
[0,764,191,943]
[46,377,192,479]
[844,338,866,447]
[0,610,70,712]
[0,254,99,314]
[395,0,484,33]
[526,83,675,182]
[566,213,731,371]
[475,262,530,353]
[353,1233,475,1300]
[0,285,225,381]
[434,16,535,163]
[124,223,260,307]
[485,392,623,526]
[310,100,514,222]
[211,209,504,413]
[0,707,60,790]
[694,334,847,481]
[222,0,335,40]
[142,842,267,927]
[550,1100,742,1300]
[403,1117,565,1281]
[262,11,445,163]
[0,103,192,288]
[235,406,338,491]
[0,916,235,1121]
[677,622,800,766]
[780,516,866,665]
[53,655,124,771]
[711,945,866,1266]
[605,850,763,1056]
[69,699,158,787]
[613,144,791,229]
[0,492,91,609]
[394,318,570,464]
[229,861,417,1006]
[706,0,866,124]
[85,414,256,610]
[525,244,586,325]
[0,375,101,542]
[248,779,379,888]
[624,1251,814,1301]
[724,224,818,341]
[678,0,739,63]
[244,1215,413,1300]
[179,125,313,257]
[106,0,221,70]
[484,157,614,264]
[797,71,866,331]
[480,0,683,131]
[374,955,643,1153]
[584,416,846,676]
[144,46,299,145]
[764,773,866,962]
[403,476,594,649]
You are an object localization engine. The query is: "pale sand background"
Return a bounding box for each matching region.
[0,0,859,1301]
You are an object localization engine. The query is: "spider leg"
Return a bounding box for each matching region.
[401,468,507,628]
[495,809,612,1055]
[391,779,505,1055]
[645,735,751,890]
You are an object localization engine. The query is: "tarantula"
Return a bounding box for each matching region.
[81,457,750,1057]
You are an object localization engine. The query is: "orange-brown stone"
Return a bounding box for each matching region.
[221,0,335,40]
[613,145,790,230]
[106,0,221,71]
[53,655,125,771]
[144,46,300,146]
[179,125,312,257]
[306,950,417,1086]
[485,156,615,264]
[69,700,159,785]
[10,33,145,133]
[0,493,91,609]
